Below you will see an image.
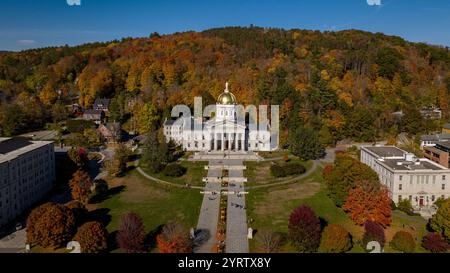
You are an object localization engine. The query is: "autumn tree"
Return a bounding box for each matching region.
[26,203,76,249]
[318,224,352,253]
[429,199,450,240]
[389,231,415,253]
[325,154,380,207]
[68,147,88,169]
[362,221,386,249]
[256,229,283,253]
[421,233,449,253]
[69,170,93,205]
[116,212,146,253]
[74,222,109,253]
[343,185,392,227]
[157,221,193,253]
[103,144,130,177]
[288,205,322,253]
[133,101,159,135]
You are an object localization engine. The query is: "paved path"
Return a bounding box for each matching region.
[226,166,249,253]
[194,166,222,253]
[0,229,26,253]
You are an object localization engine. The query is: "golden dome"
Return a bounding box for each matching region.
[217,82,237,105]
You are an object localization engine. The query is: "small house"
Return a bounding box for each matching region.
[98,122,122,144]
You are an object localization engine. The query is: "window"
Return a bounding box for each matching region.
[432,195,435,202]
[443,175,446,181]
[443,184,446,190]
[399,184,403,190]
[399,175,403,181]
[398,195,402,203]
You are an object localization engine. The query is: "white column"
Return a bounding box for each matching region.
[221,133,224,151]
[214,135,217,151]
[241,134,245,151]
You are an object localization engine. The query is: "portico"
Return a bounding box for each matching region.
[164,82,273,153]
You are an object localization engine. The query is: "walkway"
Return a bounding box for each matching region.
[226,167,249,253]
[194,165,222,253]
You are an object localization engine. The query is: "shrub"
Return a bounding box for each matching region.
[430,199,450,240]
[389,231,416,253]
[156,221,192,253]
[270,164,286,178]
[397,199,419,216]
[362,221,386,249]
[93,179,109,196]
[116,212,146,253]
[421,233,449,253]
[283,162,306,176]
[163,164,187,177]
[288,205,322,252]
[319,224,352,253]
[147,161,166,174]
[26,203,76,249]
[74,222,109,253]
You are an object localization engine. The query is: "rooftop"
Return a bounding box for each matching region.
[421,133,450,142]
[0,138,53,164]
[382,158,445,171]
[363,146,406,158]
[362,146,447,172]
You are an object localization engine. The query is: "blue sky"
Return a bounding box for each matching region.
[1,0,449,51]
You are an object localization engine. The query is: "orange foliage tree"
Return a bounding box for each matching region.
[74,221,109,253]
[157,221,192,253]
[343,186,392,227]
[26,203,76,249]
[69,170,93,205]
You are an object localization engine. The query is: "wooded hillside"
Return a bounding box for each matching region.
[1,27,449,144]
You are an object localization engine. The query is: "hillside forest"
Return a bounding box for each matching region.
[0,27,449,146]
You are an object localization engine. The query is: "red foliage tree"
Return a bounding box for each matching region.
[362,221,386,249]
[156,221,192,253]
[422,233,450,253]
[116,212,146,253]
[74,221,109,253]
[26,203,76,249]
[69,170,93,205]
[288,205,322,253]
[343,186,392,227]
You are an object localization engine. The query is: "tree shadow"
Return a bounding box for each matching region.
[192,229,211,250]
[319,217,328,229]
[107,230,119,252]
[145,224,164,251]
[89,185,126,204]
[86,208,112,227]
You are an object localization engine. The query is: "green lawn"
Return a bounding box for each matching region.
[141,161,207,187]
[95,170,203,251]
[245,159,313,187]
[246,164,430,253]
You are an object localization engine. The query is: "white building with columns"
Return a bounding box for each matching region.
[164,83,276,152]
[361,146,450,208]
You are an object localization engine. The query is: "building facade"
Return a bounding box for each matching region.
[361,146,450,208]
[0,138,55,227]
[164,83,275,152]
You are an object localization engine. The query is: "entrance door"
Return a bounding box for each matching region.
[419,196,424,207]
